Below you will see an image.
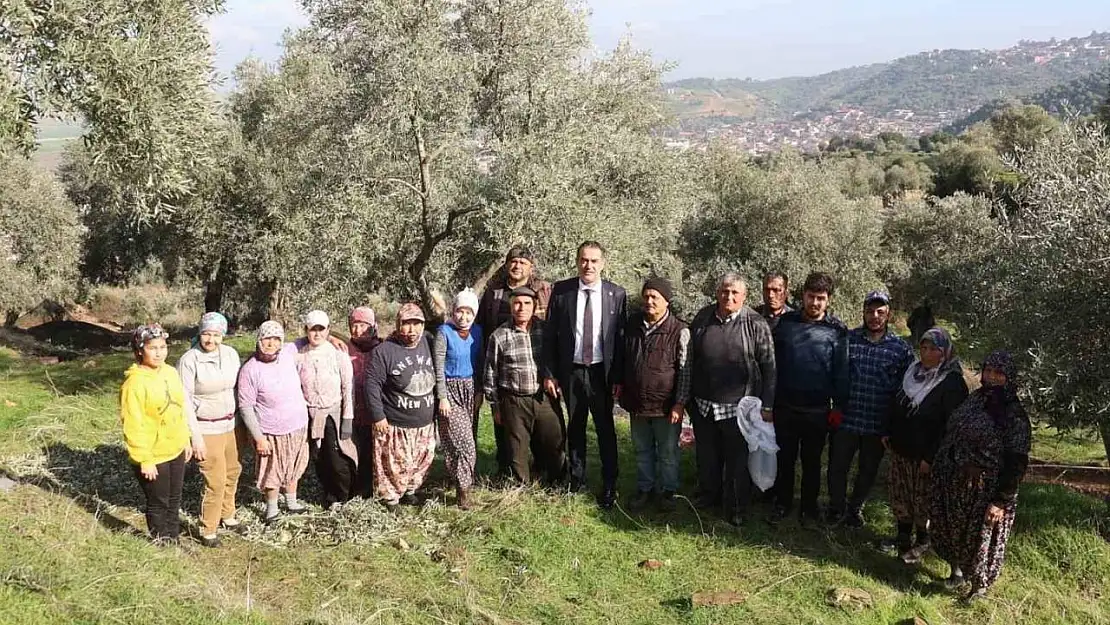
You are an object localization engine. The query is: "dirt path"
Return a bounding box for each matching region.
[1027,460,1110,498]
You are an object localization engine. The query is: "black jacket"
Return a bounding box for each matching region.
[543,278,628,388]
[772,310,849,410]
[887,370,968,462]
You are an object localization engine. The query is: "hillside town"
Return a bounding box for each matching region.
[661,108,960,154]
[663,31,1110,154]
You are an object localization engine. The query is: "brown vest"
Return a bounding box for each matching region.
[620,312,686,416]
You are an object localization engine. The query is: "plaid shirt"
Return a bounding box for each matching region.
[483,319,546,404]
[843,327,914,435]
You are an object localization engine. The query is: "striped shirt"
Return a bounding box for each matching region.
[483,319,547,403]
[843,327,914,435]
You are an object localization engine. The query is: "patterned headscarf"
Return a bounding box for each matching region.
[198,312,228,336]
[255,320,285,363]
[981,349,1019,425]
[902,326,961,406]
[131,324,168,362]
[349,307,377,328]
[131,324,168,351]
[257,320,285,341]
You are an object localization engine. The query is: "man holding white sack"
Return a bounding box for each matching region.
[681,273,777,527]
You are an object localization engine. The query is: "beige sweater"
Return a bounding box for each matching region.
[178,344,241,438]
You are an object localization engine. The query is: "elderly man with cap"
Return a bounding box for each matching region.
[483,286,566,484]
[178,312,242,547]
[619,277,690,512]
[365,303,438,509]
[682,272,776,526]
[347,306,382,497]
[826,290,913,527]
[477,245,552,478]
[237,320,312,524]
[295,310,359,507]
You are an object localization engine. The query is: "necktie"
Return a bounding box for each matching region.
[582,289,594,363]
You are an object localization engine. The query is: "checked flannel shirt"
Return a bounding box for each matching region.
[483,319,547,404]
[842,327,914,436]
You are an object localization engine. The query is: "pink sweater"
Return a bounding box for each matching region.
[237,343,309,436]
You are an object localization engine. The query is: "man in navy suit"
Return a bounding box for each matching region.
[543,241,628,509]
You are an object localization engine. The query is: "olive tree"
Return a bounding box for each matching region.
[220,0,694,321]
[1,0,225,218]
[681,147,897,323]
[882,192,999,326]
[983,119,1110,460]
[0,152,83,324]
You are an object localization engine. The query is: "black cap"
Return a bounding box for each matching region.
[642,277,674,303]
[864,290,891,306]
[505,246,534,264]
[509,286,538,300]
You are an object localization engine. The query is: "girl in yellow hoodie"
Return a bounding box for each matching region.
[120,324,194,544]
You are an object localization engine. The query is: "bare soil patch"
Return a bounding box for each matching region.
[1027,459,1110,499]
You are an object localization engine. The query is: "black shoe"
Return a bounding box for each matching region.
[629,490,653,511]
[199,535,221,549]
[262,511,281,526]
[877,537,899,554]
[657,491,677,512]
[727,511,747,527]
[597,488,617,510]
[944,570,966,590]
[400,493,421,507]
[220,519,246,535]
[842,509,865,528]
[569,479,589,495]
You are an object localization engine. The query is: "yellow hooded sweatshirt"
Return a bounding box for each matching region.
[120,363,190,469]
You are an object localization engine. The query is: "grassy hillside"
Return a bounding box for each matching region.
[0,340,1107,624]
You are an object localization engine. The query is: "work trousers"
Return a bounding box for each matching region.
[499,391,567,484]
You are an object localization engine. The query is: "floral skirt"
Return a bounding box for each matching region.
[256,427,310,491]
[931,459,1017,590]
[373,422,436,505]
[439,378,477,490]
[889,452,931,528]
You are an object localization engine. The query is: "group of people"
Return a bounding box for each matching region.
[118,241,1032,604]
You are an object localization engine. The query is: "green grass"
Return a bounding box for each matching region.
[1031,426,1107,467]
[1,340,1108,624]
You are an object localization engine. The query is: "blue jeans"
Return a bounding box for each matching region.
[630,416,681,493]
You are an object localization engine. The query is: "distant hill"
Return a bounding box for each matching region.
[947,66,1110,134]
[668,31,1110,123]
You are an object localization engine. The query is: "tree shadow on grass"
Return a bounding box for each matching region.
[20,443,147,537]
[595,423,1109,609]
[590,425,957,597]
[1013,482,1110,535]
[18,439,333,538]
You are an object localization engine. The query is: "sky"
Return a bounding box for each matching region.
[206,0,1110,82]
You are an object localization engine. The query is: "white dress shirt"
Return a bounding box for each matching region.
[573,279,604,365]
